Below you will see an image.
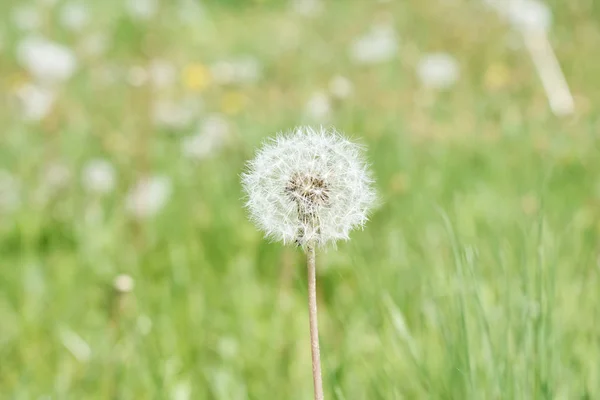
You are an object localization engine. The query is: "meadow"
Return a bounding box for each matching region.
[1,0,600,398]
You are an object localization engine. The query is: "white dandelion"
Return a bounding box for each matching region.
[417,52,460,89]
[126,175,172,219]
[15,83,56,121]
[181,114,229,160]
[328,75,353,100]
[17,36,78,83]
[350,24,398,65]
[81,159,116,195]
[505,0,552,32]
[242,126,375,248]
[241,126,377,400]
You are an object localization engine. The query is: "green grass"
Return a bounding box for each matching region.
[1,0,600,398]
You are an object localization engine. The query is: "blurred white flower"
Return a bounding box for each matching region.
[350,24,398,65]
[304,91,331,121]
[81,159,116,195]
[417,53,460,89]
[12,5,41,31]
[149,59,177,89]
[16,84,56,121]
[210,57,262,85]
[60,2,90,32]
[126,0,158,20]
[328,75,353,99]
[0,170,21,214]
[17,36,78,83]
[152,97,199,129]
[291,0,323,17]
[181,115,229,160]
[506,0,552,32]
[114,274,134,293]
[241,126,377,248]
[126,175,172,219]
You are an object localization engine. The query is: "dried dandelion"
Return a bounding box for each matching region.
[242,126,376,399]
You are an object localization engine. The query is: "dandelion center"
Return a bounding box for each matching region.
[285,172,330,210]
[285,172,331,245]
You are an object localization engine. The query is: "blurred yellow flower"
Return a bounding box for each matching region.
[182,63,211,91]
[220,91,247,115]
[484,64,511,91]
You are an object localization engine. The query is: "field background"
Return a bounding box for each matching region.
[1,0,600,398]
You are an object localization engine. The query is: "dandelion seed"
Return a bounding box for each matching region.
[350,24,398,65]
[81,159,116,195]
[241,126,376,400]
[126,175,172,219]
[17,36,77,83]
[417,52,460,89]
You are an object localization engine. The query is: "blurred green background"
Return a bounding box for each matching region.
[1,0,600,398]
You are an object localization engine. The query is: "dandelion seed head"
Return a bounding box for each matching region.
[242,126,376,248]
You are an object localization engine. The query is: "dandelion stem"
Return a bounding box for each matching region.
[306,245,324,400]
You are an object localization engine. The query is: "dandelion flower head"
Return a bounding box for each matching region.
[242,126,376,248]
